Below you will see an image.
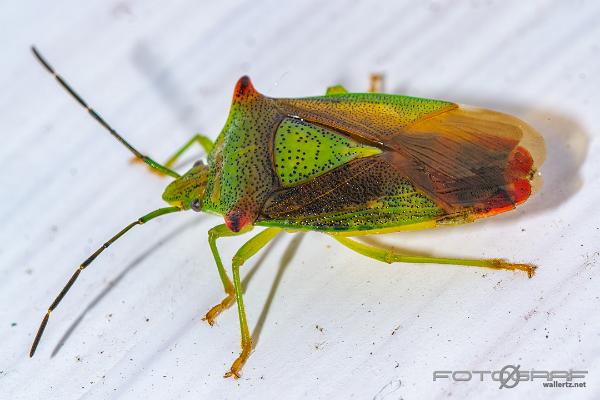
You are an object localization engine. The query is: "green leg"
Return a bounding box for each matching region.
[203,224,251,325]
[224,227,282,379]
[325,84,348,95]
[325,73,383,95]
[164,134,214,169]
[135,133,213,176]
[333,236,536,278]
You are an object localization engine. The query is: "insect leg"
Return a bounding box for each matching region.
[29,206,181,358]
[163,134,214,169]
[325,85,348,95]
[31,46,180,178]
[224,227,282,379]
[202,224,251,325]
[137,133,214,177]
[333,236,536,278]
[369,73,384,93]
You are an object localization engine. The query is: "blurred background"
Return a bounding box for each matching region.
[0,1,597,399]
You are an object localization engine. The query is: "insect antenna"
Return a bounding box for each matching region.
[29,206,181,357]
[30,46,179,178]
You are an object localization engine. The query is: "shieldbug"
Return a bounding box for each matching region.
[29,47,545,379]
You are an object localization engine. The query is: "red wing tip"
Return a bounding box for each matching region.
[505,145,535,206]
[509,178,532,205]
[473,178,532,219]
[507,146,534,179]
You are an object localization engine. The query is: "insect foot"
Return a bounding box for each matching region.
[491,259,537,278]
[224,342,252,379]
[202,292,236,326]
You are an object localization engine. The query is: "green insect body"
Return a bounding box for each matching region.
[170,77,542,235]
[30,47,545,380]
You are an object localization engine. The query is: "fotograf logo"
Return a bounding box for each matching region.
[433,365,588,389]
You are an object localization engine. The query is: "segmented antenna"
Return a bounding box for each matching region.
[29,206,181,357]
[31,46,179,178]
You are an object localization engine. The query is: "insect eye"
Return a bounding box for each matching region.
[190,199,202,212]
[193,160,205,168]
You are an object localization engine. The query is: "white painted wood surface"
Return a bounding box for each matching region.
[1,1,598,399]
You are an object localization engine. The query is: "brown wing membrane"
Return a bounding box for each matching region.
[265,155,396,217]
[260,155,445,231]
[273,97,545,216]
[387,107,545,213]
